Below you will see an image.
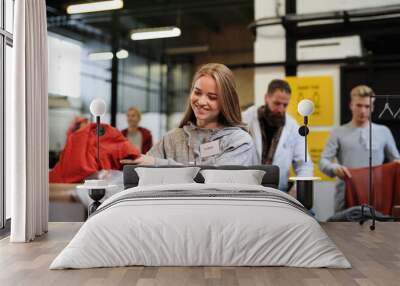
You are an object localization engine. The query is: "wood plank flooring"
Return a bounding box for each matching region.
[0,222,399,286]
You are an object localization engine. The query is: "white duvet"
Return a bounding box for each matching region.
[50,183,351,269]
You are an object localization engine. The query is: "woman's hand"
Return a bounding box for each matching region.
[120,155,155,165]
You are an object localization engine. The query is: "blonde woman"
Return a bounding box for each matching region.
[121,107,153,154]
[123,63,257,166]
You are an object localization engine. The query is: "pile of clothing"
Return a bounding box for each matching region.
[329,162,400,221]
[50,123,140,183]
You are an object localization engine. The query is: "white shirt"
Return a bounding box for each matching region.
[242,105,313,191]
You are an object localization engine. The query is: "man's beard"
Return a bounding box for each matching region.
[263,105,285,127]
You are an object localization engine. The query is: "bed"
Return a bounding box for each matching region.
[50,165,350,269]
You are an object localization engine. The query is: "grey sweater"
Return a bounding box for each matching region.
[147,123,259,166]
[318,122,400,212]
[319,122,399,176]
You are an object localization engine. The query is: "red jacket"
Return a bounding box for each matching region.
[121,127,153,154]
[49,123,140,183]
[344,162,400,215]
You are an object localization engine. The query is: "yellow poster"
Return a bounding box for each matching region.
[289,131,335,181]
[285,76,334,126]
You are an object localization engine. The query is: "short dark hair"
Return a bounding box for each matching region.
[266,79,291,96]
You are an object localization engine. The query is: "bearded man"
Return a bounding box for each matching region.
[243,79,313,194]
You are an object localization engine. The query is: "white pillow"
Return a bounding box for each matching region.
[135,167,201,186]
[200,169,266,185]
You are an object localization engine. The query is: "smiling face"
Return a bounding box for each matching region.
[190,75,221,128]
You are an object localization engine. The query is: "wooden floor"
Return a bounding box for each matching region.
[0,222,399,286]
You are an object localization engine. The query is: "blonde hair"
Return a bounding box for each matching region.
[179,63,242,128]
[350,85,375,99]
[127,106,141,120]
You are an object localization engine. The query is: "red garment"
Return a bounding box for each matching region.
[66,117,89,137]
[121,127,153,154]
[50,123,140,183]
[344,162,400,215]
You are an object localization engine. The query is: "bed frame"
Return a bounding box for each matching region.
[123,165,280,189]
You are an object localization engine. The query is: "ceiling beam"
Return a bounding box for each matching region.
[47,0,253,24]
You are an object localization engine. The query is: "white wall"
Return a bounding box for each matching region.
[255,26,286,64]
[297,36,362,61]
[255,0,284,18]
[48,33,81,98]
[254,0,287,105]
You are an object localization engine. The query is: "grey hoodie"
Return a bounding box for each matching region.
[147,123,259,166]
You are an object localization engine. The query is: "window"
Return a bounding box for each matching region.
[4,43,11,222]
[0,32,3,230]
[5,0,13,33]
[1,0,13,230]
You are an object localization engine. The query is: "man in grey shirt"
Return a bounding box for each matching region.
[319,85,400,212]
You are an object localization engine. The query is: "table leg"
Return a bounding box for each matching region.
[296,180,313,210]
